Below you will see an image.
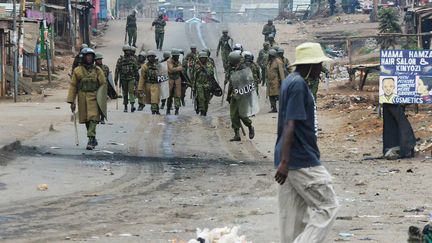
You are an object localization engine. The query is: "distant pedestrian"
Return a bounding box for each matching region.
[126,10,137,47]
[274,42,339,243]
[262,19,276,42]
[152,13,166,51]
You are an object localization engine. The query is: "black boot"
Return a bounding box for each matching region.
[86,137,95,150]
[138,104,145,111]
[124,105,128,113]
[131,103,136,113]
[93,137,98,147]
[248,125,255,139]
[166,108,171,115]
[230,130,241,142]
[160,100,165,110]
[152,111,156,115]
[181,98,185,106]
[100,117,105,125]
[175,108,179,115]
[155,110,161,115]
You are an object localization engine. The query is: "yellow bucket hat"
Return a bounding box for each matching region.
[290,42,332,67]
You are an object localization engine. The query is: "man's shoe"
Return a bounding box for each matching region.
[131,103,136,113]
[124,105,128,113]
[166,109,171,115]
[230,131,241,142]
[175,108,179,115]
[100,119,105,125]
[92,137,98,147]
[248,125,255,139]
[181,99,185,106]
[86,138,95,150]
[155,110,161,115]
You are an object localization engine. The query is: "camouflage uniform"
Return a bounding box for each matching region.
[262,22,276,42]
[226,52,255,142]
[152,17,166,50]
[244,60,261,96]
[307,66,329,101]
[193,58,214,116]
[126,13,137,47]
[115,53,139,110]
[183,50,199,78]
[257,44,270,86]
[182,50,199,102]
[216,34,233,71]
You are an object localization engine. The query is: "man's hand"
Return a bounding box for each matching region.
[275,160,289,185]
[70,103,76,113]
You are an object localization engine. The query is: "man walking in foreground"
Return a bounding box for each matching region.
[274,42,339,243]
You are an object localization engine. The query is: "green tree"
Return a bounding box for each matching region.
[378,8,402,49]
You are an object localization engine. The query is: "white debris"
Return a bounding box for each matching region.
[189,226,251,243]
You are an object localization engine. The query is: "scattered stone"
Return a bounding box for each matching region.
[403,207,425,213]
[336,216,353,220]
[37,184,48,191]
[407,168,414,173]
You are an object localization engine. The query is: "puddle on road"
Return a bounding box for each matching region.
[0,215,16,223]
[0,182,7,190]
[87,194,116,204]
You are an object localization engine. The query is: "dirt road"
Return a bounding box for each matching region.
[0,17,431,243]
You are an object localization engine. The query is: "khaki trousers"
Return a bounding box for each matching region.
[278,165,339,243]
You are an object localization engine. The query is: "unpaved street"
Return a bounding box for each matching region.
[0,17,432,243]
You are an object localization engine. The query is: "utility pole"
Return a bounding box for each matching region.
[18,0,24,78]
[41,0,52,83]
[12,0,18,102]
[67,0,75,53]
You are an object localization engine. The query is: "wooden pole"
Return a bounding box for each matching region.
[12,0,18,102]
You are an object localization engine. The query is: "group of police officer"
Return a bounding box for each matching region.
[67,15,326,150]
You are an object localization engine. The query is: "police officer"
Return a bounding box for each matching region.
[216,29,233,72]
[193,51,214,116]
[257,42,270,86]
[137,51,147,111]
[262,19,276,42]
[226,51,255,142]
[115,45,139,113]
[276,47,292,76]
[152,13,166,51]
[126,10,137,47]
[243,51,260,96]
[67,48,107,150]
[267,48,285,113]
[72,44,88,72]
[95,52,112,124]
[167,49,183,115]
[138,50,161,115]
[160,51,171,110]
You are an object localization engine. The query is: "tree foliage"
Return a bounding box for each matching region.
[378,8,402,49]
